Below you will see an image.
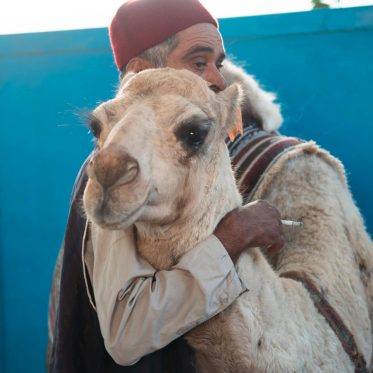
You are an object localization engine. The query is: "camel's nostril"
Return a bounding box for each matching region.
[116,161,139,186]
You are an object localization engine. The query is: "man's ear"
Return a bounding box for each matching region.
[216,84,243,141]
[126,57,154,73]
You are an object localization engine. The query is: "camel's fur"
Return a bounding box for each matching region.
[84,68,242,269]
[83,66,373,372]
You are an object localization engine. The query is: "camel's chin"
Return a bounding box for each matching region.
[90,203,146,231]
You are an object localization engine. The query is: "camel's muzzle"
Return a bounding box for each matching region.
[88,145,139,190]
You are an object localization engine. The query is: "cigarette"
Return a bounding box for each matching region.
[281,219,303,227]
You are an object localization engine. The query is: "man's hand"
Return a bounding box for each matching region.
[214,200,284,262]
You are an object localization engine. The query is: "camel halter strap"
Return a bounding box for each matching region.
[280,271,369,373]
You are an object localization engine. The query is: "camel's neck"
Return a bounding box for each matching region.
[135,191,241,270]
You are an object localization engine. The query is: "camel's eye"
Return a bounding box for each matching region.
[175,119,211,153]
[89,118,102,139]
[185,126,206,148]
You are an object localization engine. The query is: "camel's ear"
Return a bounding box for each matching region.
[116,72,136,97]
[216,83,243,141]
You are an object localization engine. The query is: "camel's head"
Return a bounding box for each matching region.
[83,68,242,230]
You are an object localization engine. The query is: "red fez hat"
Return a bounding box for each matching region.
[109,0,218,71]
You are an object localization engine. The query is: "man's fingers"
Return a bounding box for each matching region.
[266,239,284,256]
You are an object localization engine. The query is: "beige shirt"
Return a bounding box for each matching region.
[83,222,245,365]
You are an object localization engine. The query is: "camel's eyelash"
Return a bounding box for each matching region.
[87,114,102,139]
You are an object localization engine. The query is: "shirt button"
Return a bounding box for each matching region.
[117,289,126,301]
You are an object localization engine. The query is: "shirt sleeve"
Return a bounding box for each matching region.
[84,222,245,366]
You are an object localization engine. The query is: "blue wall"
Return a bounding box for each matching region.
[0,6,372,373]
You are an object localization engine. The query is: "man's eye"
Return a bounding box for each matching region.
[216,62,224,70]
[195,62,206,69]
[191,58,207,71]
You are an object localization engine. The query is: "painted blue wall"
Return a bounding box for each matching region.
[0,6,372,373]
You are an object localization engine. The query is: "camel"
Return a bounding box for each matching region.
[83,67,373,372]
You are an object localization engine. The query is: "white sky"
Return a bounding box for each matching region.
[0,0,372,35]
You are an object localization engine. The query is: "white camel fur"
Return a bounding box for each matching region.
[83,66,373,372]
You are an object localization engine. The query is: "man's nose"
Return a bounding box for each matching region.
[203,66,227,92]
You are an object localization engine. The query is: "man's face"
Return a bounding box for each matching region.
[166,23,227,92]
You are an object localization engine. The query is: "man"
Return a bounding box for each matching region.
[49,0,373,372]
[49,1,283,371]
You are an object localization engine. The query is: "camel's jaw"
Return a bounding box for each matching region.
[83,178,151,230]
[93,202,146,231]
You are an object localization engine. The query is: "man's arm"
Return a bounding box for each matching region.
[87,225,242,365]
[87,201,283,365]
